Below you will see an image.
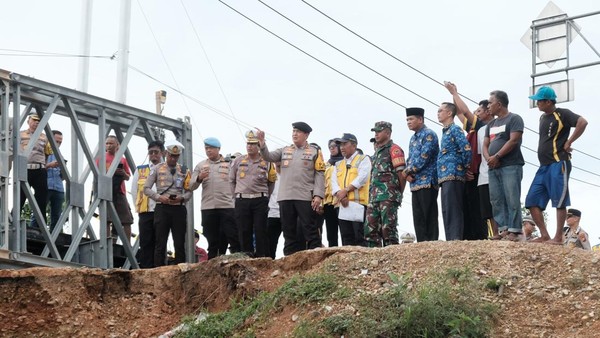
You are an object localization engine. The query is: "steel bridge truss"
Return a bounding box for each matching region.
[0,69,195,269]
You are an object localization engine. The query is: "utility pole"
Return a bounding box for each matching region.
[115,0,132,104]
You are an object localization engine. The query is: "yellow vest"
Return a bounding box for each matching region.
[135,165,152,213]
[324,164,335,205]
[336,154,370,205]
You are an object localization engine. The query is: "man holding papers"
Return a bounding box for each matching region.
[331,133,372,246]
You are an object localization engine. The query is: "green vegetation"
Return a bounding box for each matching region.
[177,267,499,338]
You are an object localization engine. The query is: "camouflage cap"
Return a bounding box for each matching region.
[371,121,392,132]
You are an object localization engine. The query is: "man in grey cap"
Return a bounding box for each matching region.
[365,121,406,247]
[256,122,325,255]
[522,215,538,241]
[191,137,240,259]
[331,133,371,246]
[144,140,192,266]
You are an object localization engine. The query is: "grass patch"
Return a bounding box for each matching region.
[178,267,498,337]
[177,272,340,337]
[319,267,498,338]
[485,277,507,292]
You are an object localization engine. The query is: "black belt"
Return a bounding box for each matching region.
[236,192,267,199]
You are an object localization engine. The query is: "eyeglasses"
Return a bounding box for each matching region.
[328,145,336,149]
[148,150,161,155]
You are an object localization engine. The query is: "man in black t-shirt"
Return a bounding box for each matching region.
[525,86,587,244]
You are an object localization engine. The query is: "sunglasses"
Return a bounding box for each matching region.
[148,150,161,155]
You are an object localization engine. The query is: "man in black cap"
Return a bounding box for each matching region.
[18,110,50,228]
[403,107,440,242]
[563,208,591,250]
[331,133,371,246]
[365,121,406,247]
[256,122,325,255]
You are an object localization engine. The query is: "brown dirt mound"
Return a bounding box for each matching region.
[1,241,599,337]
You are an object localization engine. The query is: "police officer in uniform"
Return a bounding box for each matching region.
[230,130,277,257]
[190,137,240,259]
[18,110,50,227]
[143,140,192,266]
[365,121,407,247]
[563,208,591,250]
[256,122,325,256]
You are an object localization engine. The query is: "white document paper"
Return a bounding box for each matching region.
[338,201,365,222]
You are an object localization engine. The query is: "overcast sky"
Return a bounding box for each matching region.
[2,0,599,251]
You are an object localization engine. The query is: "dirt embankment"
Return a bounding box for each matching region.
[1,241,599,337]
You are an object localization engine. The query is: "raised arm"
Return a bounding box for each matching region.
[444,82,474,126]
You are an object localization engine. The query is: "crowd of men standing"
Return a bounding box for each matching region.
[10,83,591,268]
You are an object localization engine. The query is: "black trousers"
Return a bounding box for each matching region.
[323,204,339,247]
[235,197,269,257]
[463,175,487,240]
[339,219,365,246]
[267,217,282,259]
[19,168,48,226]
[202,208,239,259]
[279,200,321,256]
[138,212,155,268]
[412,188,439,242]
[154,204,187,267]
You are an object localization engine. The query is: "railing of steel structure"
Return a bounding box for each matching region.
[530,10,600,93]
[0,69,195,269]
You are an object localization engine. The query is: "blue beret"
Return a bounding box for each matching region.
[292,121,312,133]
[204,137,221,148]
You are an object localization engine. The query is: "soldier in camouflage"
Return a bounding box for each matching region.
[364,121,406,247]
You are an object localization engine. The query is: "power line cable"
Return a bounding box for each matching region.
[300,0,600,162]
[128,64,290,148]
[218,1,599,188]
[216,0,442,127]
[179,0,246,140]
[521,144,600,178]
[0,48,116,59]
[257,0,440,111]
[259,0,600,180]
[135,0,204,142]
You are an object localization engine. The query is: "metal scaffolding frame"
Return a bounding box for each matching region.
[0,69,195,269]
[530,10,600,98]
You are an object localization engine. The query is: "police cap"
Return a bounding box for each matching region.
[204,137,221,148]
[165,140,184,155]
[292,121,312,133]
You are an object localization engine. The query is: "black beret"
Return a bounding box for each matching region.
[567,208,582,218]
[406,107,425,117]
[292,121,312,133]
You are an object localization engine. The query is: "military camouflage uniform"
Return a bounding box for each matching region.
[364,136,406,247]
